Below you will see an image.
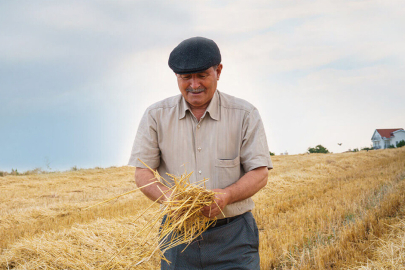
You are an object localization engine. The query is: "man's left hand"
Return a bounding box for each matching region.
[201,188,230,219]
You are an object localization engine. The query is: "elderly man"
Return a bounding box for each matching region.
[128,37,272,270]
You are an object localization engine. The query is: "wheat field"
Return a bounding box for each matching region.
[1,147,405,269]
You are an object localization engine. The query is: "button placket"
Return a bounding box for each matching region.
[195,121,202,177]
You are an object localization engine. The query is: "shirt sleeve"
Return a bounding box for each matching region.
[128,108,161,169]
[240,108,273,172]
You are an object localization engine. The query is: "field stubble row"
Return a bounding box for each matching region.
[254,148,405,269]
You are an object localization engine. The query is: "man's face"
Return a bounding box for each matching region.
[176,64,223,110]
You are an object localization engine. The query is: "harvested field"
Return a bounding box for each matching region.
[1,147,405,269]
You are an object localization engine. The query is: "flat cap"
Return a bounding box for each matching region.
[168,37,221,74]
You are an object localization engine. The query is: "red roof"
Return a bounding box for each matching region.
[376,128,404,138]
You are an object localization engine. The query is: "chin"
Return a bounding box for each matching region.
[189,101,203,107]
[187,96,204,104]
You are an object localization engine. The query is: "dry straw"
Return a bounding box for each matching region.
[2,148,405,269]
[86,159,223,268]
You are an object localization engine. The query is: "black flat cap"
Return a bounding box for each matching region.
[168,37,221,74]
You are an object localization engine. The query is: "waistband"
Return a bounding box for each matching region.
[207,213,243,229]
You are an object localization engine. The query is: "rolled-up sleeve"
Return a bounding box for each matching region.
[240,108,273,172]
[128,108,161,169]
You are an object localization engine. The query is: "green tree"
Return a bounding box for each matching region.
[269,151,275,156]
[396,140,405,148]
[308,145,329,154]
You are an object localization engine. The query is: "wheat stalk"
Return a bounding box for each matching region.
[85,159,224,268]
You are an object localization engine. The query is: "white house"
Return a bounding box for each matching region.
[371,128,405,149]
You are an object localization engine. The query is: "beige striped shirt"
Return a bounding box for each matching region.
[128,90,272,218]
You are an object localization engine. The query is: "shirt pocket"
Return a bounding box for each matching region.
[215,156,241,189]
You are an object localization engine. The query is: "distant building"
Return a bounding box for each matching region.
[371,128,405,149]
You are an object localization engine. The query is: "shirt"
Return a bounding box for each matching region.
[128,90,273,218]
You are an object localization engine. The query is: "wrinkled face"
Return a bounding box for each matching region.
[176,64,223,110]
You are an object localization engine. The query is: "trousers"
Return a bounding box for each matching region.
[161,211,260,270]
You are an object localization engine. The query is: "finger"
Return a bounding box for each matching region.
[201,207,211,216]
[203,203,217,211]
[201,210,211,218]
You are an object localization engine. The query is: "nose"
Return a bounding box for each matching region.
[190,77,201,89]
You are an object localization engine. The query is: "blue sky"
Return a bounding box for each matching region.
[1,0,404,172]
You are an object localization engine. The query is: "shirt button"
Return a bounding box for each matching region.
[197,147,201,151]
[197,124,201,129]
[198,170,202,174]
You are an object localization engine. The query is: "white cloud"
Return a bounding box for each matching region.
[0,1,192,63]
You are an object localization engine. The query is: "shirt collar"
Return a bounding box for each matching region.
[178,90,220,121]
[206,90,220,121]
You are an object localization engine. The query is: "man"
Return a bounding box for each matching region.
[128,37,272,269]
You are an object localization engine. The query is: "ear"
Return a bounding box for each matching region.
[216,64,223,80]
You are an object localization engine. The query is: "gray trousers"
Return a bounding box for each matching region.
[161,212,260,270]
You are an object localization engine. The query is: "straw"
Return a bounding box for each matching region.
[84,159,223,267]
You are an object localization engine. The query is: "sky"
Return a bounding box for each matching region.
[1,0,404,172]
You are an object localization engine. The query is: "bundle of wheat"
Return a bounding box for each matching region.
[90,159,222,268]
[157,172,219,262]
